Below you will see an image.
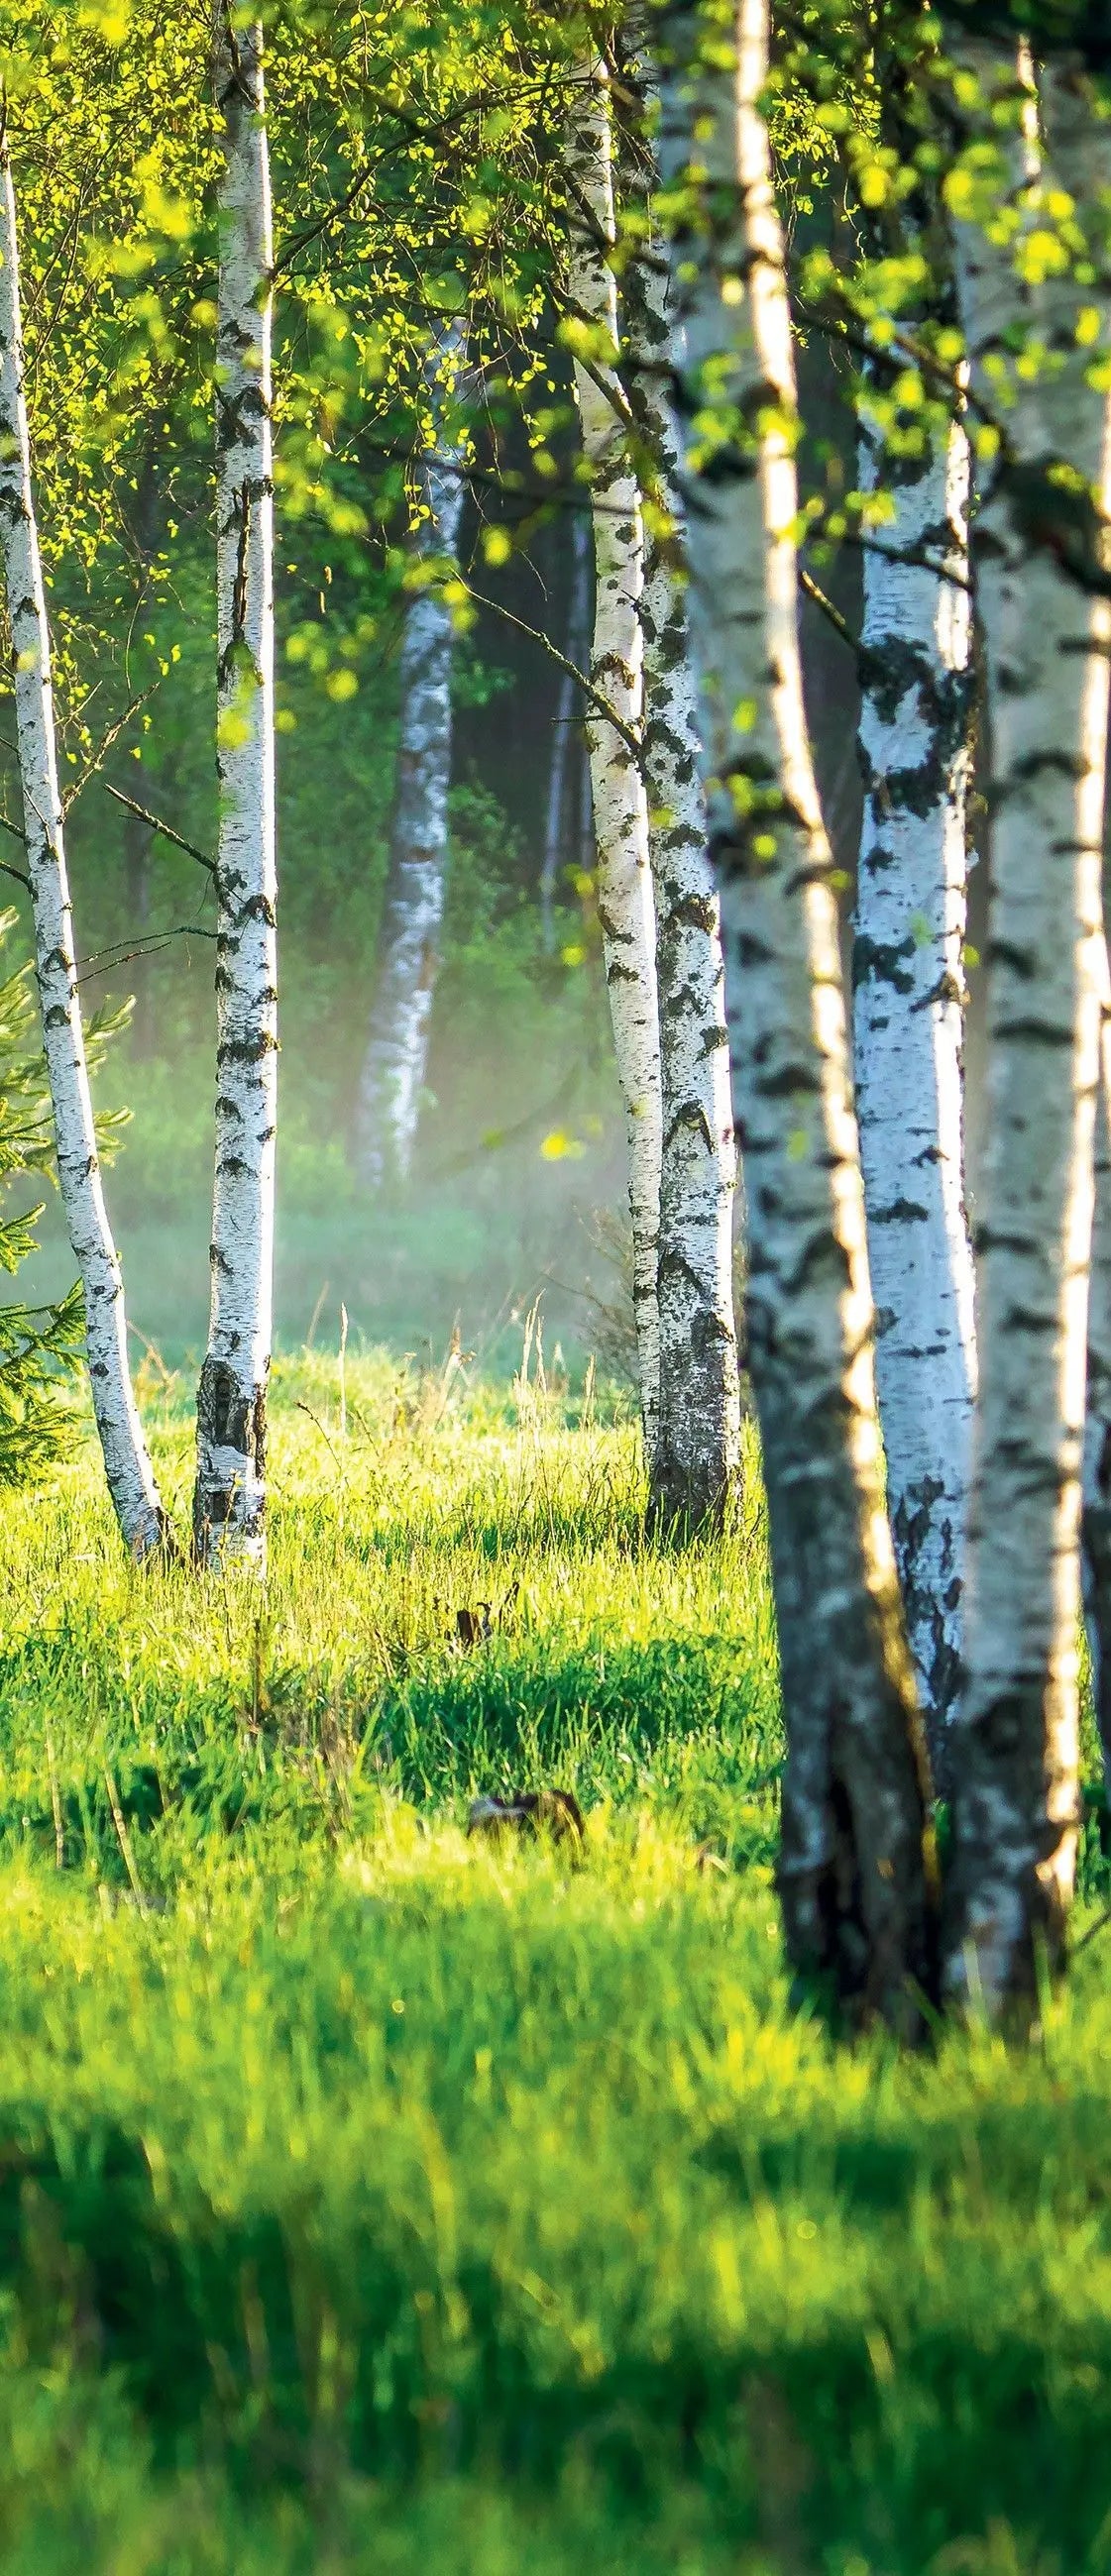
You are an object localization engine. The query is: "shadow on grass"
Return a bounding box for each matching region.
[0,2105,1108,2569]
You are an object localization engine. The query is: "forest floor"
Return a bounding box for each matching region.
[3,1355,1111,2574]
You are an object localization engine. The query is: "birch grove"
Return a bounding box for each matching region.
[11,0,1111,2039]
[0,142,170,1559]
[620,105,742,1531]
[566,61,663,1470]
[659,0,935,2018]
[193,9,278,1566]
[943,37,1111,2008]
[853,391,976,1790]
[356,322,468,1191]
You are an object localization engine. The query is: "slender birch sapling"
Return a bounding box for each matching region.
[942,35,1111,2007]
[659,0,937,2021]
[0,137,169,1557]
[121,455,162,1058]
[194,9,278,1565]
[356,321,467,1192]
[566,58,663,1470]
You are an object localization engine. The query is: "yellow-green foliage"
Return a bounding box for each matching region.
[1,1367,1111,2574]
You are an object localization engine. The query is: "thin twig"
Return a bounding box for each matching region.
[61,684,159,816]
[792,291,998,459]
[0,730,216,874]
[100,783,217,875]
[295,1399,343,1472]
[103,1765,149,1913]
[424,1061,583,1184]
[274,70,580,277]
[799,564,858,654]
[849,528,973,590]
[1072,1903,1111,1960]
[45,1724,64,1870]
[461,581,640,759]
[73,925,217,987]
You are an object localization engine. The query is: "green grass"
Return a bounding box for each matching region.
[3,1356,1111,2575]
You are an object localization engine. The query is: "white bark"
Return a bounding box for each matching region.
[659,0,935,2020]
[944,42,1111,2008]
[620,171,742,1528]
[567,61,663,1471]
[123,457,161,1058]
[193,11,277,1566]
[356,321,467,1190]
[853,401,976,1788]
[0,145,169,1559]
[1082,934,1111,1796]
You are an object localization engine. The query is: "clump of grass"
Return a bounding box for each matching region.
[0,1359,1110,2575]
[0,1361,777,1881]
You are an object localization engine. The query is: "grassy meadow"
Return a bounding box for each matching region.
[3,1350,1111,2573]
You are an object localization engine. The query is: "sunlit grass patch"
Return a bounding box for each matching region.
[0,1365,1110,2572]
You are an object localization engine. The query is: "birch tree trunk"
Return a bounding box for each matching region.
[567,61,663,1471]
[355,322,467,1191]
[619,173,742,1529]
[1082,933,1111,1797]
[853,394,976,1792]
[193,10,278,1567]
[943,39,1111,2008]
[659,0,936,2020]
[0,144,170,1560]
[123,455,161,1059]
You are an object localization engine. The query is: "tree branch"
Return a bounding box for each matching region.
[0,809,29,888]
[61,685,160,817]
[100,784,217,876]
[799,564,859,654]
[73,924,217,988]
[460,580,640,760]
[274,72,581,279]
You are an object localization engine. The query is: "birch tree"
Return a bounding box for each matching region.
[355,321,468,1191]
[193,8,278,1566]
[619,149,742,1529]
[566,60,663,1469]
[1083,937,1111,1796]
[0,139,170,1559]
[121,455,162,1058]
[942,33,1111,2008]
[853,378,976,1789]
[658,0,936,2019]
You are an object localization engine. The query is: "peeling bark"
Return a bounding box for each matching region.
[193,10,278,1567]
[853,393,976,1792]
[618,75,742,1532]
[943,41,1111,2010]
[659,0,936,2023]
[0,142,170,1559]
[567,60,663,1469]
[356,321,467,1191]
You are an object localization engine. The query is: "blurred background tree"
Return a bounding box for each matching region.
[0,909,87,1481]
